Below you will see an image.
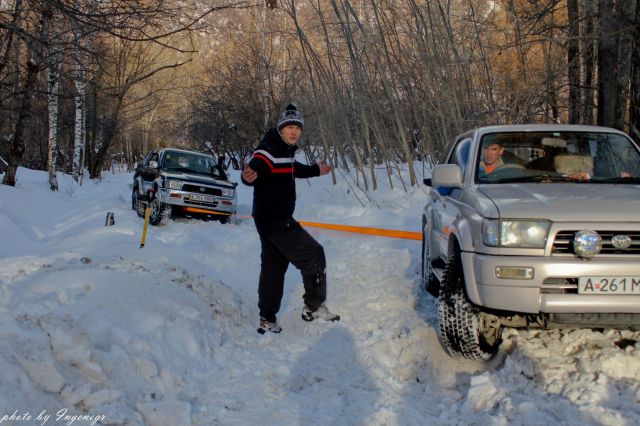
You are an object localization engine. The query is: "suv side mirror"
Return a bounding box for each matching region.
[148,160,159,169]
[432,164,463,195]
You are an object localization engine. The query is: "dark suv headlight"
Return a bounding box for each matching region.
[166,179,183,190]
[220,188,235,198]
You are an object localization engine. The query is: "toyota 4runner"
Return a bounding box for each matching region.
[422,125,640,360]
[132,148,237,225]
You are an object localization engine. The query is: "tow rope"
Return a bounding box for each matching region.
[138,210,422,246]
[298,220,422,241]
[226,213,421,240]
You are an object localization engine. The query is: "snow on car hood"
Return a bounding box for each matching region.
[479,183,640,221]
[161,171,235,188]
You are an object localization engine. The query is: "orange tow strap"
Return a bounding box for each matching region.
[183,207,232,216]
[180,209,422,241]
[298,220,422,241]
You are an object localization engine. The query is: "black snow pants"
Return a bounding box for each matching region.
[255,217,326,322]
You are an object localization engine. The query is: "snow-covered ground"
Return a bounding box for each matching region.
[0,164,638,426]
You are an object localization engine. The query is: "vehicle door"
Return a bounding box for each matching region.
[431,138,472,259]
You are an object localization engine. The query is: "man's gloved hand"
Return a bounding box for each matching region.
[242,163,258,183]
[317,160,331,176]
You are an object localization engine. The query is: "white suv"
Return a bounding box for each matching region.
[422,125,640,360]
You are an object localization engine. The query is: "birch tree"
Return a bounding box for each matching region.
[47,56,60,191]
[72,49,86,182]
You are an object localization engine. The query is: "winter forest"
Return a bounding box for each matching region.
[1,0,639,189]
[2,2,640,424]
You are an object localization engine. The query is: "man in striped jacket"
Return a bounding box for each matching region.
[242,103,340,334]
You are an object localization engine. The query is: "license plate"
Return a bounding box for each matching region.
[578,276,640,294]
[189,193,215,203]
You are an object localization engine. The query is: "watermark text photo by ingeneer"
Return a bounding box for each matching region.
[0,408,106,426]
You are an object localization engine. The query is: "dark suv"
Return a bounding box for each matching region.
[132,148,237,225]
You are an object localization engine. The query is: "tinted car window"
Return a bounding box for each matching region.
[162,151,222,178]
[476,131,640,183]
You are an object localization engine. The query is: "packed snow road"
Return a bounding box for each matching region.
[0,168,638,425]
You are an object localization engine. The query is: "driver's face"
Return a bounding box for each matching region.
[483,143,504,166]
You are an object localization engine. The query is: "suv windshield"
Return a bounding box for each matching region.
[476,131,640,184]
[162,151,220,177]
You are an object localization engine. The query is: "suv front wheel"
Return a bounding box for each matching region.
[437,248,502,360]
[149,198,170,226]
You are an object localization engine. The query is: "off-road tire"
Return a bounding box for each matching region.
[132,188,145,218]
[149,198,170,226]
[437,249,502,360]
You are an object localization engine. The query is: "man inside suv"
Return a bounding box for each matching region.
[478,140,505,175]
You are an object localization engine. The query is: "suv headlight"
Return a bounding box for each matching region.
[221,188,235,198]
[166,179,183,190]
[482,219,551,248]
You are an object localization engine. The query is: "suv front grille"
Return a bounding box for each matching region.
[552,230,640,255]
[184,200,218,207]
[182,184,222,196]
[541,277,578,294]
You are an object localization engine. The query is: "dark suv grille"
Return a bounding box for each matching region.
[552,230,640,255]
[182,184,222,196]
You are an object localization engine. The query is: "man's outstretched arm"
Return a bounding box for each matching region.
[295,160,331,178]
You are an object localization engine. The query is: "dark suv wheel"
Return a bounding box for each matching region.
[132,187,145,218]
[148,198,170,225]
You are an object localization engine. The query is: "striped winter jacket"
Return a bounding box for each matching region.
[243,128,320,227]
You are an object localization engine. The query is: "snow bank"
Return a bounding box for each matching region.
[0,165,638,425]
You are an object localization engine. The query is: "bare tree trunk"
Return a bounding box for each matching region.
[506,0,531,121]
[614,0,637,129]
[465,0,497,118]
[259,3,272,131]
[567,0,581,123]
[629,1,640,141]
[597,0,617,127]
[597,0,636,129]
[3,2,50,186]
[47,61,60,191]
[582,0,596,124]
[368,0,417,185]
[3,60,38,186]
[73,58,86,182]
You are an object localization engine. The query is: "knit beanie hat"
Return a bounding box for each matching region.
[277,103,304,131]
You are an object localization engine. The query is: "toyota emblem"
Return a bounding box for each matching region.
[611,234,632,250]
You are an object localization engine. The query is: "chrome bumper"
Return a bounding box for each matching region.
[462,252,640,314]
[159,188,236,214]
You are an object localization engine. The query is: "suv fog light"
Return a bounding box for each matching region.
[495,267,534,280]
[574,230,601,258]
